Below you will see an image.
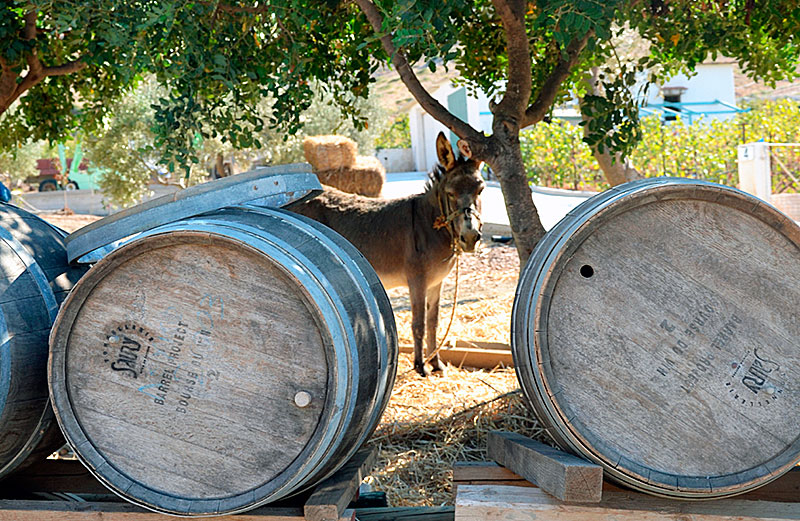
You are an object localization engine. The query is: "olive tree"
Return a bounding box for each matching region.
[2,1,798,263]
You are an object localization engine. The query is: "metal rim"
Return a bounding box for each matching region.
[516,178,800,498]
[65,164,320,264]
[50,217,368,516]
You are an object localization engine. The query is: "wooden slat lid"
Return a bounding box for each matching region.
[65,164,320,263]
[51,230,339,514]
[515,178,800,498]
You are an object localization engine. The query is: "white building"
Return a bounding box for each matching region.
[409,60,740,172]
[409,84,493,173]
[639,59,739,123]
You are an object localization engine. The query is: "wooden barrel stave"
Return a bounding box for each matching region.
[49,206,396,516]
[239,207,397,489]
[179,207,396,495]
[0,204,86,479]
[513,178,800,499]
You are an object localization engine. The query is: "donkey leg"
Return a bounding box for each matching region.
[409,279,428,377]
[426,283,445,372]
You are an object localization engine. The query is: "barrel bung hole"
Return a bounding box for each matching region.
[580,264,594,279]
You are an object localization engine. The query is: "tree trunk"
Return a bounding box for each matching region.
[580,68,644,187]
[588,142,643,186]
[487,131,546,268]
[215,153,228,178]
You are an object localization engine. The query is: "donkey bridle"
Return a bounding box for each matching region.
[432,185,482,253]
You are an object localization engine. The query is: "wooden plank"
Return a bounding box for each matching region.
[0,500,354,521]
[354,506,454,521]
[453,461,524,482]
[452,461,533,490]
[304,447,377,521]
[454,461,800,504]
[398,344,512,369]
[455,485,800,521]
[487,431,603,502]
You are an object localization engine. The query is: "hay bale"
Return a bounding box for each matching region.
[316,156,386,197]
[303,135,357,171]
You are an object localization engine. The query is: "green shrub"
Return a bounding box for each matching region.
[520,118,605,191]
[520,99,800,192]
[375,115,411,150]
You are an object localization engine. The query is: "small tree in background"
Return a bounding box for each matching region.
[520,99,800,193]
[86,77,388,207]
[375,115,412,150]
[0,140,48,187]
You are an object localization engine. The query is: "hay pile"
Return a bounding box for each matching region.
[366,354,549,506]
[366,243,553,507]
[315,156,386,198]
[302,135,358,171]
[303,135,385,197]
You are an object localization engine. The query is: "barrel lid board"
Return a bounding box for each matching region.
[514,179,800,498]
[65,163,320,263]
[50,231,345,514]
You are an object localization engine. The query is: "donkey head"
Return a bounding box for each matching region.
[435,132,484,253]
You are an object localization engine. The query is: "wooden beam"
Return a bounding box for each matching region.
[304,447,378,521]
[0,500,354,521]
[398,343,512,369]
[0,499,302,520]
[455,485,800,521]
[458,460,800,504]
[487,431,603,502]
[453,461,532,485]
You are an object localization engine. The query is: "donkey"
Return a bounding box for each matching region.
[289,132,484,376]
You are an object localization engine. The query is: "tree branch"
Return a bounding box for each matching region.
[0,8,86,113]
[23,10,37,40]
[214,3,272,14]
[522,32,591,128]
[491,0,532,119]
[353,0,488,147]
[42,57,87,77]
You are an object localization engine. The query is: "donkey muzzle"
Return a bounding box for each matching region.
[458,207,482,252]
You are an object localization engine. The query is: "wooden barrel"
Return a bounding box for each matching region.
[512,178,800,499]
[0,204,86,480]
[49,206,397,516]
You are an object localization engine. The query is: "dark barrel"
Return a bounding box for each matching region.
[0,204,86,480]
[512,178,800,499]
[49,206,397,516]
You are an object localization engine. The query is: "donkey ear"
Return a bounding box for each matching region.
[456,139,472,159]
[436,132,456,170]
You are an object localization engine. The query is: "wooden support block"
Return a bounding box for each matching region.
[0,499,354,521]
[454,462,800,504]
[455,485,800,521]
[304,447,378,521]
[487,431,603,502]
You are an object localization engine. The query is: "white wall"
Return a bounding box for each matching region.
[409,83,494,172]
[375,148,415,173]
[644,62,737,122]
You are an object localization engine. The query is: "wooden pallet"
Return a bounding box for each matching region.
[0,447,377,521]
[454,431,800,520]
